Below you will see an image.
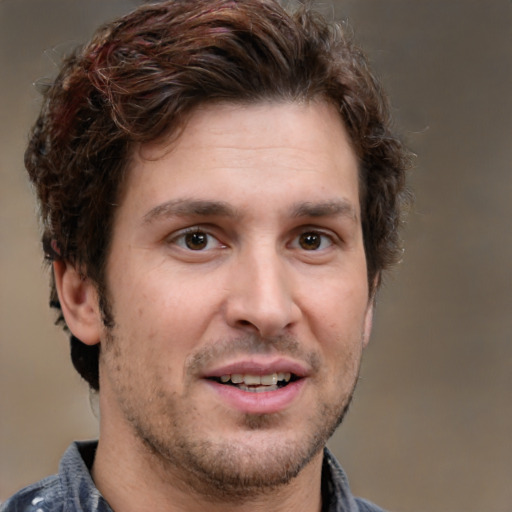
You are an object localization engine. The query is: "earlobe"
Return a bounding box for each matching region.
[362,275,379,348]
[53,261,103,346]
[362,300,374,349]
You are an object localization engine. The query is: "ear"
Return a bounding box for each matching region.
[53,260,103,346]
[362,274,380,348]
[361,299,374,349]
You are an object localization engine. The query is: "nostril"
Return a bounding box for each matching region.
[235,319,260,332]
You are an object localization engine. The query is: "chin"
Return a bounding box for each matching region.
[152,435,321,500]
[135,397,350,500]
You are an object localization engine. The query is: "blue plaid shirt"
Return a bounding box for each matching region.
[1,441,386,512]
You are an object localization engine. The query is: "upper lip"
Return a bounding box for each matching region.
[201,357,310,379]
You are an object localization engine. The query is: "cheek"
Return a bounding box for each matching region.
[307,278,369,333]
[112,267,223,358]
[305,281,368,381]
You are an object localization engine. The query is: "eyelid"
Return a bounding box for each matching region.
[288,228,339,250]
[166,225,225,250]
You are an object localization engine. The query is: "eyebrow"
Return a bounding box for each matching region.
[143,198,359,225]
[291,200,359,222]
[143,199,239,224]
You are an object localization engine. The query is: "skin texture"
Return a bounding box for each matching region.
[54,101,374,512]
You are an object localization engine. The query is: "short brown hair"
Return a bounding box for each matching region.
[25,0,410,391]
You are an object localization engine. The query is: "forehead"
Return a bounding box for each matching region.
[139,99,356,161]
[120,100,360,217]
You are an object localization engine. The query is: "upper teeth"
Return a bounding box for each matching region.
[220,372,291,386]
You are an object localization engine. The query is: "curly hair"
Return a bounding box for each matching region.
[25,0,410,391]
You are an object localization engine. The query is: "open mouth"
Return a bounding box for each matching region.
[209,372,300,393]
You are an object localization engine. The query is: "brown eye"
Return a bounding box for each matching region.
[184,231,208,250]
[299,232,322,250]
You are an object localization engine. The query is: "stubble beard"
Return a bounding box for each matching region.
[102,330,361,501]
[132,389,356,502]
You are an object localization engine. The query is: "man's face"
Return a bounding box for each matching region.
[98,101,373,495]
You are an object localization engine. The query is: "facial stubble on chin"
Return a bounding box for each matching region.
[101,329,362,501]
[130,388,358,502]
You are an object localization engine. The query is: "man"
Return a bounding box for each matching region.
[2,1,409,511]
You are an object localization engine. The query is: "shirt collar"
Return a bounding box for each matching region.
[61,442,361,512]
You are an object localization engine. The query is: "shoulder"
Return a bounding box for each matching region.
[355,497,388,512]
[322,448,389,512]
[0,475,64,512]
[1,441,108,512]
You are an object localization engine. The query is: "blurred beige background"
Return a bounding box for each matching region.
[1,1,511,510]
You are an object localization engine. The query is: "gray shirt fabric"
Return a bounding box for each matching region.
[1,441,386,512]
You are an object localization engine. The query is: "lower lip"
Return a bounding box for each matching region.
[204,379,306,414]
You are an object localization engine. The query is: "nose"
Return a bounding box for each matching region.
[224,245,302,337]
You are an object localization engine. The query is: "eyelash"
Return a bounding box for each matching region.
[167,226,337,253]
[290,230,335,251]
[169,227,224,251]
